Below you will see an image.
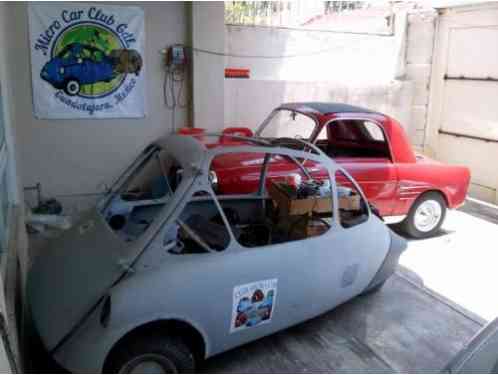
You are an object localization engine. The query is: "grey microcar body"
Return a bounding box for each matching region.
[28,135,406,373]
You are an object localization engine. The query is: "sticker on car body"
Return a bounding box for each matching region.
[230,278,277,333]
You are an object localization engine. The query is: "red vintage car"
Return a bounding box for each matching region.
[203,102,470,238]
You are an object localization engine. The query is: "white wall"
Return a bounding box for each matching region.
[224,9,437,149]
[405,9,438,147]
[225,79,413,133]
[192,2,225,132]
[2,2,189,214]
[225,25,397,83]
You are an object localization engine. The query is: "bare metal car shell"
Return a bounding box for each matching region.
[28,135,406,373]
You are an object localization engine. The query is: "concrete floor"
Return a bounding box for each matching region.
[203,269,481,373]
[27,199,496,373]
[399,199,498,322]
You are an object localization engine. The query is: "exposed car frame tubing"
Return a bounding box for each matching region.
[203,132,327,158]
[438,129,498,144]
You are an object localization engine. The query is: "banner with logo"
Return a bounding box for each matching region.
[28,3,145,119]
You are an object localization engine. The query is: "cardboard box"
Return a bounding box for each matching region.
[338,194,361,211]
[269,181,361,217]
[287,217,331,240]
[268,182,332,216]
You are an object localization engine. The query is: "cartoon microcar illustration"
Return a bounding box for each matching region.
[40,42,142,96]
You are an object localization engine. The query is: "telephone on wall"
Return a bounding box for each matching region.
[165,45,187,67]
[163,44,189,131]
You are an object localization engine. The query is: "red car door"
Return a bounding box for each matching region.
[336,158,398,216]
[316,119,399,216]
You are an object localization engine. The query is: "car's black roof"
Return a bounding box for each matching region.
[280,102,375,115]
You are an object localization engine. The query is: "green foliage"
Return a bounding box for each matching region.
[225,1,277,25]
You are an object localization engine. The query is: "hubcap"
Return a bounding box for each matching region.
[414,199,442,232]
[120,354,178,374]
[67,81,79,95]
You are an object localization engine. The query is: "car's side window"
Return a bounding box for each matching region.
[316,125,328,141]
[334,170,369,228]
[364,121,386,141]
[211,151,334,248]
[324,119,390,159]
[167,191,231,254]
[94,50,104,62]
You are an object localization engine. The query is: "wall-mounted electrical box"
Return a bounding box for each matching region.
[166,45,187,67]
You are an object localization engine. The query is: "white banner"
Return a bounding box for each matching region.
[28,3,146,119]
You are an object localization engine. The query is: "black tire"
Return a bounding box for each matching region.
[400,191,447,239]
[105,334,195,373]
[63,79,80,96]
[360,280,386,296]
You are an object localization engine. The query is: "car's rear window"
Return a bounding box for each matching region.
[259,109,317,140]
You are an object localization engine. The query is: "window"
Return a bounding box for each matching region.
[326,120,390,159]
[210,152,265,195]
[334,170,368,228]
[211,151,333,248]
[120,149,177,202]
[364,121,385,142]
[329,120,360,142]
[316,125,328,141]
[167,191,230,254]
[93,50,105,62]
[102,147,183,242]
[258,110,317,140]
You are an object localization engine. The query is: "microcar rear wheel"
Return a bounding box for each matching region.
[63,79,80,96]
[105,335,195,373]
[400,191,446,239]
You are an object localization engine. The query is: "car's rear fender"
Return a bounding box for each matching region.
[394,164,470,214]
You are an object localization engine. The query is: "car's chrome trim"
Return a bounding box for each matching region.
[383,215,407,224]
[399,185,431,190]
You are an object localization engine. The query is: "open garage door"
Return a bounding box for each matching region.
[428,4,498,204]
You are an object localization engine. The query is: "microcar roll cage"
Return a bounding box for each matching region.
[101,134,371,224]
[202,132,325,157]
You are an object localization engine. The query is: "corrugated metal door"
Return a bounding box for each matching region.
[427,4,498,204]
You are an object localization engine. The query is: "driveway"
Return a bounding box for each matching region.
[399,198,498,322]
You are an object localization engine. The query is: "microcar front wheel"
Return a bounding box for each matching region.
[63,79,80,96]
[105,335,195,373]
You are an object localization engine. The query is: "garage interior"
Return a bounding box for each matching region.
[0,1,497,373]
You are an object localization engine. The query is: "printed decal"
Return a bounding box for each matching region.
[230,278,277,333]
